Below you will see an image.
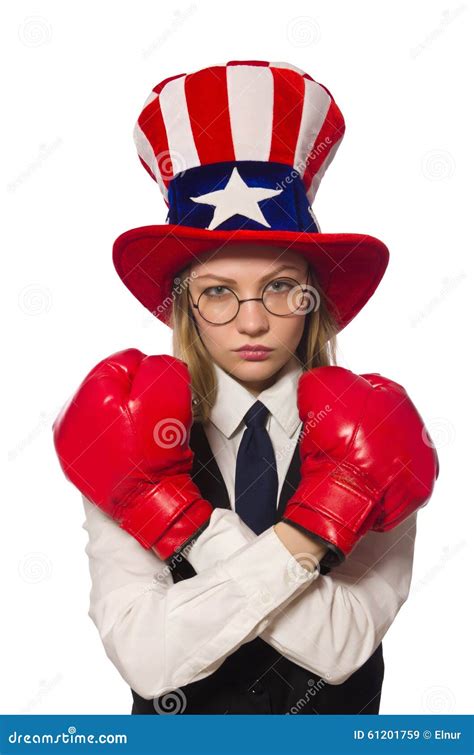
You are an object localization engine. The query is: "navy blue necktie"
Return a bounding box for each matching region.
[234,400,278,535]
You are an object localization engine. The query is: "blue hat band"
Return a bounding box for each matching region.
[166,161,320,233]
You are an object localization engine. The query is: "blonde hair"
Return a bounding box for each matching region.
[171,264,339,424]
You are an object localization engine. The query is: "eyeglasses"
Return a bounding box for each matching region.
[188,269,311,325]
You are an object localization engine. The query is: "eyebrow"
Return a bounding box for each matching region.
[193,265,301,284]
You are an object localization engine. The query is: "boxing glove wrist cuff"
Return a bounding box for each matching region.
[154,498,213,561]
[118,473,213,555]
[283,461,381,558]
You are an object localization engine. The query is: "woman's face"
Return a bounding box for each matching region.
[188,244,310,395]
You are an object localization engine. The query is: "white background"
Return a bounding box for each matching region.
[2,0,471,715]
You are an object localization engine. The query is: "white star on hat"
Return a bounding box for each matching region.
[190,167,283,230]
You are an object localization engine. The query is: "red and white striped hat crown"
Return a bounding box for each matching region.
[113,60,388,332]
[133,60,345,208]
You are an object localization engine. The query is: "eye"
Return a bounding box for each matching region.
[266,278,295,293]
[202,285,232,297]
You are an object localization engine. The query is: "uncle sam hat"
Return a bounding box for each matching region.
[113,60,389,331]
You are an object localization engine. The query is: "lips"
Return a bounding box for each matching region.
[234,345,273,352]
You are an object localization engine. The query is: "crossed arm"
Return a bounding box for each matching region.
[81,495,417,700]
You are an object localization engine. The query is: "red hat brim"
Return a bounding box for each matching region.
[112,224,389,333]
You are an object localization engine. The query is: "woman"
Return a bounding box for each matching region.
[53,61,439,714]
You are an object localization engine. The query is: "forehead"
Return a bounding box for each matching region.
[189,244,307,278]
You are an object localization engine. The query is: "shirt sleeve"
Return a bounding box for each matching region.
[80,496,316,700]
[188,508,418,685]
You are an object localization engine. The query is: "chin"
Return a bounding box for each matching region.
[232,357,282,378]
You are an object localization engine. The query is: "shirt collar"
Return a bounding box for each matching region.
[208,357,303,439]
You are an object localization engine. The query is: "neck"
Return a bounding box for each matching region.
[237,356,299,397]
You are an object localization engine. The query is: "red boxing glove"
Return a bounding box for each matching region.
[52,348,213,562]
[282,367,440,566]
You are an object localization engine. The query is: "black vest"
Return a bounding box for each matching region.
[131,422,384,714]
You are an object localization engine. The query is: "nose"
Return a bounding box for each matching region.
[235,298,270,335]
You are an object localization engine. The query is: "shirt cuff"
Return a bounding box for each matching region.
[186,508,257,572]
[217,524,317,619]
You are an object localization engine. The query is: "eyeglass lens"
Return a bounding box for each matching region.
[196,278,307,324]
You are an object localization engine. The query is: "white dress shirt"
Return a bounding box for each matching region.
[202,357,304,509]
[80,357,418,700]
